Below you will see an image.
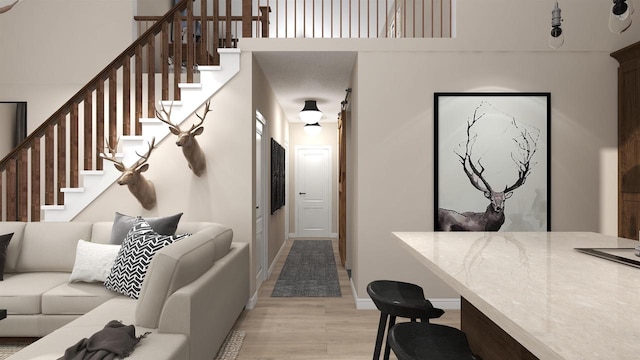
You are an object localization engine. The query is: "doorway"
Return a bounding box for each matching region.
[255,112,267,287]
[295,145,331,237]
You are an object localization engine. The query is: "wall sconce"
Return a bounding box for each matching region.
[299,100,323,124]
[609,0,634,33]
[549,1,564,49]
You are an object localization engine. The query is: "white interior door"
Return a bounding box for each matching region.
[255,114,267,285]
[296,146,331,238]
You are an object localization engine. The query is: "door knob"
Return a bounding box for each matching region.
[299,192,306,195]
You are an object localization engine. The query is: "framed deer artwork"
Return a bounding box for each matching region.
[434,92,550,232]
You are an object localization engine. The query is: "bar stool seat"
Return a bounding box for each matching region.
[388,322,478,360]
[367,280,445,360]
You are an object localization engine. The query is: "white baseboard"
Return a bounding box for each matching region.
[268,238,289,278]
[246,290,259,310]
[329,232,338,239]
[350,278,460,310]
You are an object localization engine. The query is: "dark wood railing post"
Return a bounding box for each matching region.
[7,159,17,221]
[45,125,54,205]
[242,0,253,37]
[259,6,271,37]
[225,0,233,46]
[31,139,41,221]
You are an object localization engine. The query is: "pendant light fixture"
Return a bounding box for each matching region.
[609,0,634,34]
[299,100,323,124]
[304,122,322,136]
[549,1,564,49]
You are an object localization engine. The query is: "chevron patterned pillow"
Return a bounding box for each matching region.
[104,217,190,299]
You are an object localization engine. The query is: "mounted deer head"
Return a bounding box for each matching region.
[155,101,209,177]
[437,102,538,232]
[101,137,157,210]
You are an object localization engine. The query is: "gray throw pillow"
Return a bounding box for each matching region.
[0,233,13,281]
[109,212,183,245]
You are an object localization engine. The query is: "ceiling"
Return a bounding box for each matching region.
[253,51,357,123]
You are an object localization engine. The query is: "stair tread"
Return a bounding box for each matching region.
[178,83,202,89]
[61,188,85,192]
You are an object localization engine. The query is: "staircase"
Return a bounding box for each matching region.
[41,49,240,222]
[0,0,246,222]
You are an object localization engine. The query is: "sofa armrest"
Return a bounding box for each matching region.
[157,242,249,360]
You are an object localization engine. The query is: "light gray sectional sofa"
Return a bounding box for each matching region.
[0,220,249,360]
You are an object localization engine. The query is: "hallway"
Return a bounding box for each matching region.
[232,238,462,359]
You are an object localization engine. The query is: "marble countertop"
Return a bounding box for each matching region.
[393,232,640,360]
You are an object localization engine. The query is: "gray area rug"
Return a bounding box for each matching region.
[0,330,245,360]
[271,240,342,297]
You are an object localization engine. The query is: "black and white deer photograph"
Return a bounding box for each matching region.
[434,93,550,232]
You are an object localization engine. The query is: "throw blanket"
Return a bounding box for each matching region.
[59,320,150,360]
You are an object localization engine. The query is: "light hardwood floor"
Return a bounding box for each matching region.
[232,239,461,360]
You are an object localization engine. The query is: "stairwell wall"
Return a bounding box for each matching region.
[252,56,290,273]
[75,52,256,294]
[0,0,135,132]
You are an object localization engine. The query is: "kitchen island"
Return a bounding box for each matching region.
[393,232,640,360]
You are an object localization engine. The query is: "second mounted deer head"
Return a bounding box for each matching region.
[156,101,210,177]
[101,137,157,210]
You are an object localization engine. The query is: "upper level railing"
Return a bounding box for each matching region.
[245,0,453,38]
[136,0,453,40]
[0,0,227,222]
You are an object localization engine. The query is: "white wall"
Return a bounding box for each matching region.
[0,0,134,133]
[351,50,620,299]
[252,57,290,270]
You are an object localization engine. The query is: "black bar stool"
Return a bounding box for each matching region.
[367,280,445,360]
[388,322,479,360]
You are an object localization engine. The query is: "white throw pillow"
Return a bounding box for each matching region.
[69,240,121,283]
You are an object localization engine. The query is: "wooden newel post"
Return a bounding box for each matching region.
[259,6,271,37]
[242,0,252,38]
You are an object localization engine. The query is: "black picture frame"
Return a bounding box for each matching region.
[271,138,286,214]
[434,92,551,231]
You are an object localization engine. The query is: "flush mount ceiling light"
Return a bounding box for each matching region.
[610,0,634,34]
[304,122,322,136]
[299,100,323,124]
[549,1,564,49]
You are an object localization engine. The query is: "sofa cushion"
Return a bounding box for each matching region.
[0,233,12,280]
[0,222,26,273]
[69,240,121,283]
[5,324,188,360]
[0,272,69,314]
[15,222,93,272]
[135,224,232,329]
[41,282,123,315]
[105,218,190,299]
[109,212,183,245]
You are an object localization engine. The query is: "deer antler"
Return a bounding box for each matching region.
[191,100,211,134]
[455,103,494,194]
[155,102,182,135]
[504,121,538,193]
[131,138,156,170]
[100,137,126,171]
